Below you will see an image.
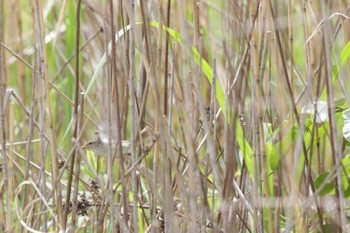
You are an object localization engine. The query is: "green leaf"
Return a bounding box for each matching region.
[86,24,133,95]
[191,47,226,115]
[341,40,350,66]
[344,185,350,198]
[149,22,227,117]
[342,155,350,174]
[320,64,339,99]
[235,120,254,177]
[322,224,334,233]
[335,98,346,108]
[320,41,350,99]
[341,155,350,197]
[202,25,213,65]
[269,122,299,170]
[314,172,335,195]
[268,118,326,171]
[149,21,182,42]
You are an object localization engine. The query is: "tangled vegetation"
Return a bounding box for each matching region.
[1,0,350,232]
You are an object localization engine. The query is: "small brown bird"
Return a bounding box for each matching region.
[82,131,131,157]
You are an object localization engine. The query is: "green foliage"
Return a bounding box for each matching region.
[4,1,350,232]
[149,21,255,179]
[321,40,350,100]
[341,155,350,198]
[314,172,335,195]
[86,24,133,95]
[202,25,213,64]
[340,40,350,66]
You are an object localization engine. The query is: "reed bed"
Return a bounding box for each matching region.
[1,0,350,232]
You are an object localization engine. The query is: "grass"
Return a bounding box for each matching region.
[1,0,350,232]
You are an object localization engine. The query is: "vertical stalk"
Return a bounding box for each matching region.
[24,64,36,225]
[106,23,116,233]
[64,0,82,228]
[0,1,8,231]
[152,0,163,229]
[33,0,63,230]
[250,0,262,232]
[109,1,129,230]
[210,55,219,230]
[128,0,139,231]
[70,92,84,231]
[107,2,116,232]
[165,47,179,232]
[163,0,171,116]
[321,1,344,231]
[39,70,47,233]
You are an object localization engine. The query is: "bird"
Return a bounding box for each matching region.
[82,131,131,157]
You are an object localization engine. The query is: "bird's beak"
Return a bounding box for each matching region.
[82,142,88,149]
